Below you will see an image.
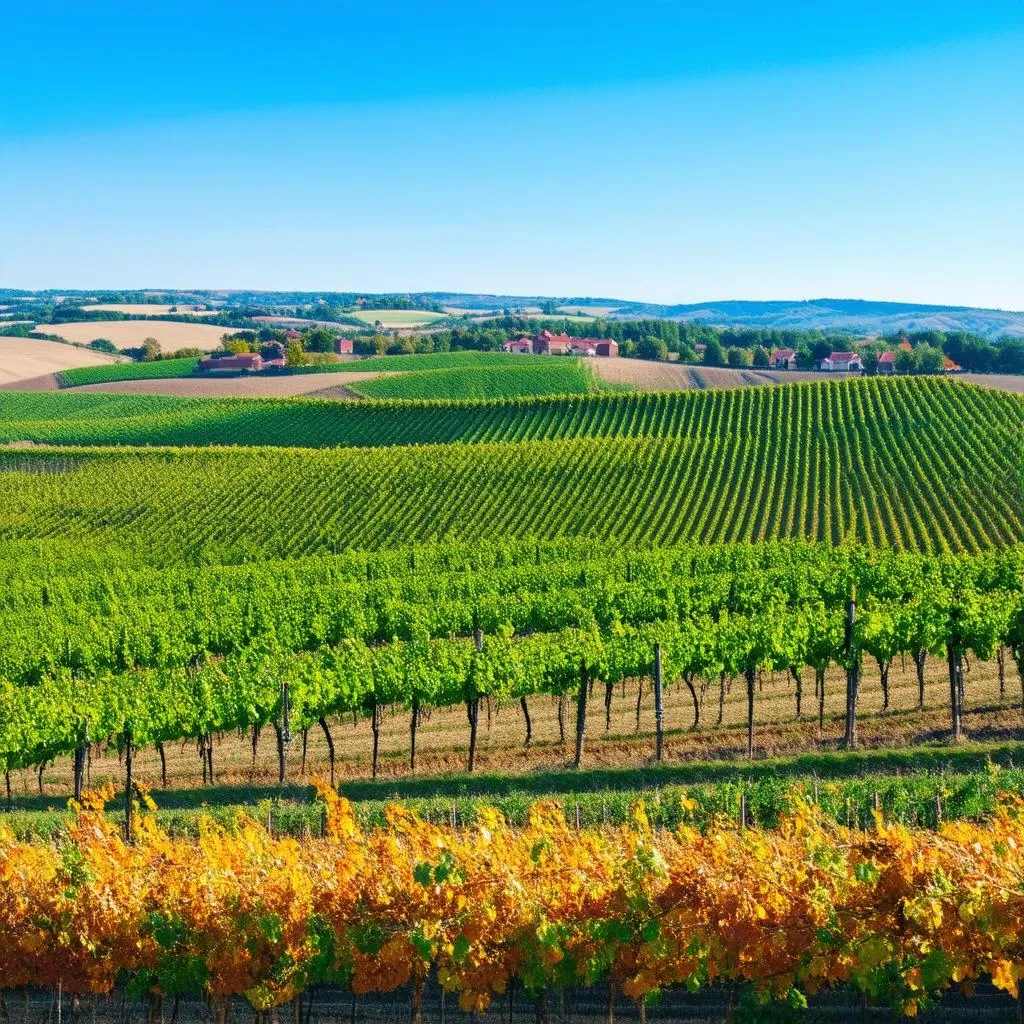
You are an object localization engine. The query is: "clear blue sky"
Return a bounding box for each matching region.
[1,1,1022,307]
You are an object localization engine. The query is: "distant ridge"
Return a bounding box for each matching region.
[425,293,1024,339]
[5,289,1023,339]
[608,297,1024,339]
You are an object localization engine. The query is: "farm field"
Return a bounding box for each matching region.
[8,650,1020,811]
[349,359,599,399]
[35,319,232,351]
[73,370,390,397]
[0,336,123,385]
[591,359,855,390]
[0,374,1006,453]
[81,303,218,315]
[348,308,449,327]
[0,379,1020,554]
[6,368,1024,1019]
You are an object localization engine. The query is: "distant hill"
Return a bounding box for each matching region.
[6,289,1023,339]
[421,294,1024,338]
[605,298,1024,339]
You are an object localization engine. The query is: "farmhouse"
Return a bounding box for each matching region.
[820,351,863,372]
[771,348,797,370]
[877,351,896,374]
[336,337,354,355]
[502,329,619,357]
[197,352,263,373]
[503,337,533,354]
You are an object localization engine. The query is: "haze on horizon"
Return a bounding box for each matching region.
[1,1,1022,310]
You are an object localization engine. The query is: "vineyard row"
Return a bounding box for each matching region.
[3,786,1024,1019]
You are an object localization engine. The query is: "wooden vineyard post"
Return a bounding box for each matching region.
[410,696,420,772]
[744,664,756,760]
[468,628,483,773]
[123,725,133,843]
[277,681,292,784]
[947,642,964,743]
[843,587,859,749]
[318,717,336,787]
[653,643,664,762]
[573,661,588,769]
[73,720,88,803]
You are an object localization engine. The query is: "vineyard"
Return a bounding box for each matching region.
[348,360,600,400]
[2,539,1024,786]
[59,356,202,387]
[0,390,1020,554]
[1,375,1018,454]
[4,372,1024,1019]
[5,786,1024,1019]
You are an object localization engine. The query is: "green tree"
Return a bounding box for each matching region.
[636,336,669,361]
[894,348,917,375]
[88,338,118,354]
[285,341,308,366]
[303,326,337,353]
[916,343,945,375]
[703,337,725,366]
[752,345,770,368]
[794,346,815,370]
[728,347,752,367]
[140,337,161,362]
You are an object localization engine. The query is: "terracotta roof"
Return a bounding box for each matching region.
[772,349,795,359]
[826,352,858,361]
[878,351,896,364]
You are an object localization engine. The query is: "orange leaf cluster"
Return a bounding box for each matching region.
[2,786,1024,1016]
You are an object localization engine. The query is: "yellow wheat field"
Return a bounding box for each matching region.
[0,337,122,386]
[36,320,232,352]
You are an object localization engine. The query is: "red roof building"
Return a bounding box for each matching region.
[336,337,354,355]
[820,351,863,372]
[877,351,897,374]
[771,348,797,369]
[502,337,533,354]
[505,330,618,357]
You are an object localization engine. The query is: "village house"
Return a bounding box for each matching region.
[820,351,863,372]
[501,329,619,357]
[877,351,896,374]
[336,337,354,355]
[197,352,263,373]
[771,348,797,370]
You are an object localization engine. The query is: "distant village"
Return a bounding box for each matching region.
[196,328,962,375]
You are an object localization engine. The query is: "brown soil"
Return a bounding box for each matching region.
[72,371,395,398]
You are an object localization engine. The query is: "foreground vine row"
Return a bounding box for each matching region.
[4,540,1024,776]
[3,786,1024,1018]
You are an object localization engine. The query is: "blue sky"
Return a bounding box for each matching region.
[1,2,1022,307]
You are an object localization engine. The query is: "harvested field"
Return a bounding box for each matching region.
[557,304,620,316]
[348,309,449,328]
[591,360,856,391]
[81,304,218,316]
[73,370,393,398]
[959,372,1024,393]
[252,316,356,330]
[0,337,121,386]
[36,320,232,352]
[592,360,697,389]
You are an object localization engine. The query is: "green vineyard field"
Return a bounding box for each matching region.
[3,376,1018,453]
[1,378,1020,556]
[349,360,599,399]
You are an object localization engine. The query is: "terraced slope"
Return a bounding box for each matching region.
[0,378,1020,556]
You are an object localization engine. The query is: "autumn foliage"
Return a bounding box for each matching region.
[2,785,1024,1016]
